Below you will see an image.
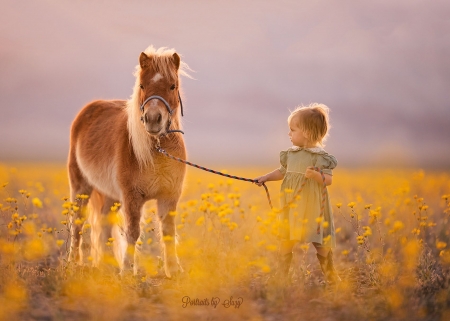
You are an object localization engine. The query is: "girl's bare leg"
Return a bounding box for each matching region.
[312,242,340,284]
[277,240,298,280]
[313,242,330,257]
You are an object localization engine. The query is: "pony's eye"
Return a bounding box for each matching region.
[139,84,144,89]
[170,84,176,90]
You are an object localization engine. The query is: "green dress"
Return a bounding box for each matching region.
[278,146,337,247]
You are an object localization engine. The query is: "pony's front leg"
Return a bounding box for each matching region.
[158,199,182,279]
[121,194,145,276]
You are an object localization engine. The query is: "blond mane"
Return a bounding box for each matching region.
[126,46,191,170]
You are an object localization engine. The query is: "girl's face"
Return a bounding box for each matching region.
[288,120,310,147]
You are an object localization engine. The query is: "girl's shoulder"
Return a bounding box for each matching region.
[282,146,337,167]
[283,146,331,156]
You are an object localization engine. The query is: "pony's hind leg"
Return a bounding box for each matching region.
[67,157,93,264]
[158,198,182,279]
[89,191,117,271]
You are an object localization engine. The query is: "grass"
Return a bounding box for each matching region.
[0,163,449,320]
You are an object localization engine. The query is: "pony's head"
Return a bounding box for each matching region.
[137,48,184,136]
[127,46,190,168]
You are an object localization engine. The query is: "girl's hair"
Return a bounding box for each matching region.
[288,103,330,146]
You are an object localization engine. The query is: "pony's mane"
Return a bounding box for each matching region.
[126,46,191,170]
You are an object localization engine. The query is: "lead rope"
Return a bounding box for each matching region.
[156,147,273,208]
[156,147,327,233]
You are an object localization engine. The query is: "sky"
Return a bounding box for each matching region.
[1,0,449,168]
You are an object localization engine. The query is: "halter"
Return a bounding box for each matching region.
[139,92,184,134]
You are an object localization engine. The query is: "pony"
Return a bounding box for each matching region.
[67,46,190,278]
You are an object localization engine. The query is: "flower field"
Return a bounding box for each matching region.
[0,163,449,320]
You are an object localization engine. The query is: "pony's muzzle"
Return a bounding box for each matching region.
[144,109,165,135]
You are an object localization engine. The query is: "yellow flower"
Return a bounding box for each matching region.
[364,204,372,209]
[261,265,271,273]
[284,188,294,194]
[436,241,447,250]
[356,236,364,245]
[169,211,177,216]
[244,235,250,241]
[392,220,404,232]
[257,240,266,247]
[347,202,356,208]
[32,197,43,208]
[228,222,238,231]
[369,210,380,219]
[336,203,342,208]
[162,235,174,242]
[342,250,349,256]
[187,200,198,207]
[196,216,205,226]
[62,202,71,209]
[363,226,372,237]
[56,240,64,247]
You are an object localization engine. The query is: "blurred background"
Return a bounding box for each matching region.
[1,0,449,168]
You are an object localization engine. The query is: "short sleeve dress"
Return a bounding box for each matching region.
[278,146,337,248]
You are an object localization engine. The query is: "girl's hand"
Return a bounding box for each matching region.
[305,166,319,180]
[254,175,267,186]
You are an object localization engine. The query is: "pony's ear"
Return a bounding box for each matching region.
[139,52,150,68]
[172,53,180,70]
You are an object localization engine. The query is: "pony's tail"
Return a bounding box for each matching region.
[88,189,104,266]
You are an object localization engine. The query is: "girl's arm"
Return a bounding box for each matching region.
[254,169,285,186]
[305,166,333,186]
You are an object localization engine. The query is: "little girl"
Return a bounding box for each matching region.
[255,103,340,284]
